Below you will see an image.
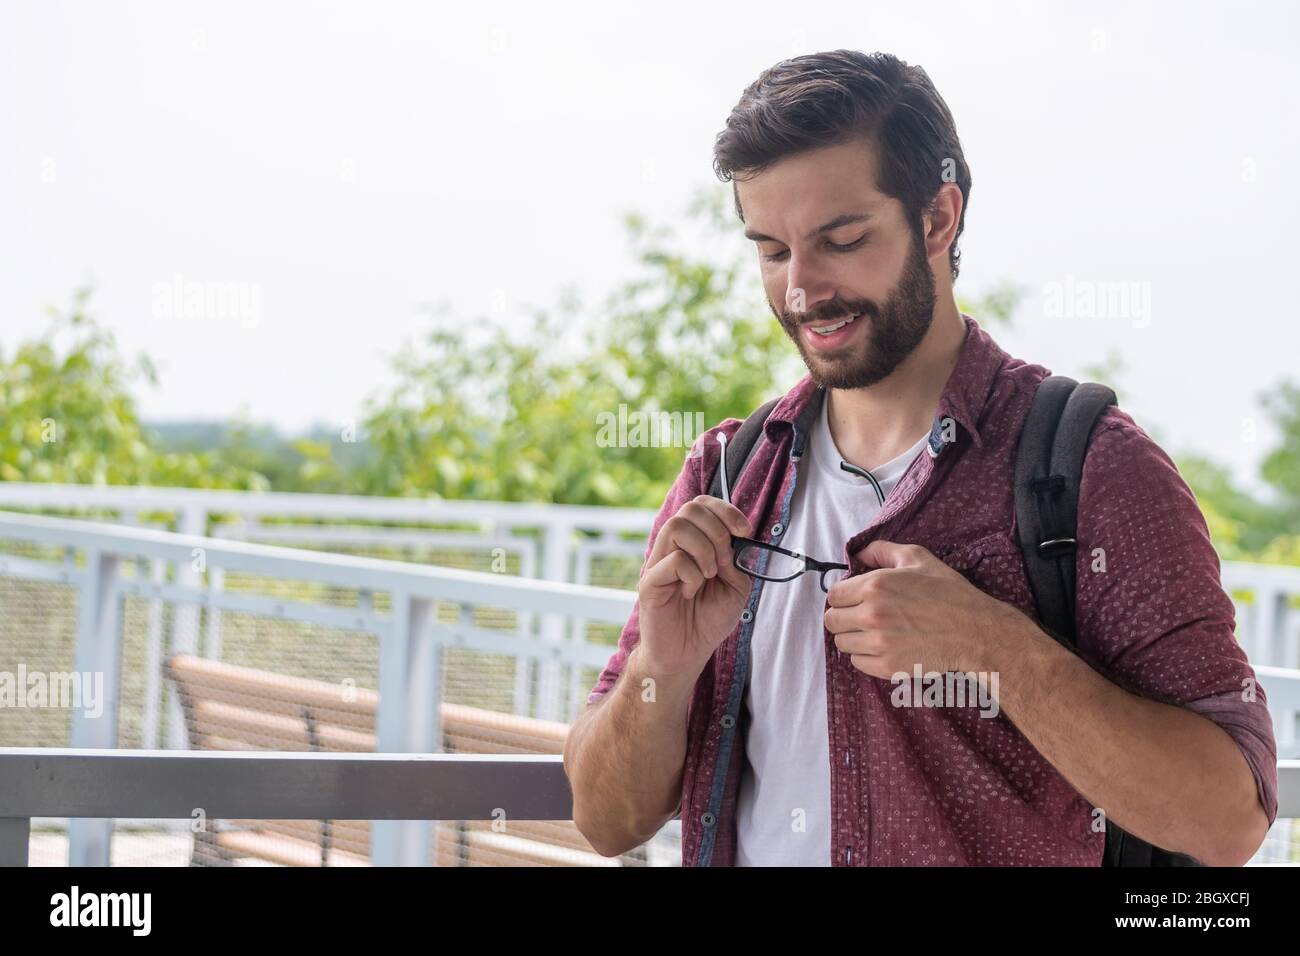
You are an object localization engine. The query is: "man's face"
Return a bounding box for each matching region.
[735,138,937,389]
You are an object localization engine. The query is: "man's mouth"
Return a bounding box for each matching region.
[798,310,867,352]
[806,313,861,335]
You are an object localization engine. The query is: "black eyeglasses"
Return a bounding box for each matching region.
[716,432,849,593]
[732,537,850,592]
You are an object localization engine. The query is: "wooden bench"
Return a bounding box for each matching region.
[165,653,626,866]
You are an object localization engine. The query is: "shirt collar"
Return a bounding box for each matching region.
[763,313,1003,456]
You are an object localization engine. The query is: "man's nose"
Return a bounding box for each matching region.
[785,258,836,317]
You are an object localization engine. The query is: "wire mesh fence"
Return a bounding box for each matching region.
[3,503,1294,868]
[0,521,679,867]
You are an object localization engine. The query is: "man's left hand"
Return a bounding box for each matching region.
[823,539,1023,679]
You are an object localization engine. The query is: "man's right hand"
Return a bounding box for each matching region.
[635,494,755,681]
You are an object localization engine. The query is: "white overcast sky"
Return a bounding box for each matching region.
[2,0,1297,495]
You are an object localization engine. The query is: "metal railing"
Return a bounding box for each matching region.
[0,508,636,866]
[0,749,574,867]
[4,484,1300,864]
[2,479,1297,652]
[3,749,1297,868]
[0,482,654,725]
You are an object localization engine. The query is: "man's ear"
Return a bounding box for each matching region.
[923,183,963,263]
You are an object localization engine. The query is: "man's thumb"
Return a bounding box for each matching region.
[852,539,912,571]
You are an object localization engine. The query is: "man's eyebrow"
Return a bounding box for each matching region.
[742,211,874,244]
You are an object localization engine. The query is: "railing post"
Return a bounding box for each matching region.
[141,556,167,750]
[204,565,227,661]
[512,546,537,717]
[372,592,437,866]
[67,548,122,867]
[536,521,572,721]
[166,504,208,753]
[1278,590,1300,750]
[404,598,443,866]
[1253,587,1287,666]
[119,514,168,752]
[568,546,594,724]
[0,818,30,867]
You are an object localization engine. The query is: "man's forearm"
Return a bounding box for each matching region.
[979,605,1270,866]
[564,644,696,857]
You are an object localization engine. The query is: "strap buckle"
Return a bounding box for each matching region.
[1030,474,1074,559]
[1036,536,1077,559]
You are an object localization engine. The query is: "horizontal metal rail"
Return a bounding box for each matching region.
[1,750,1296,867]
[0,481,656,531]
[0,509,635,623]
[0,749,575,867]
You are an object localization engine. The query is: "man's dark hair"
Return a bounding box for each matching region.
[713,49,972,282]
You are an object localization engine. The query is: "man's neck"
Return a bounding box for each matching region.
[825,297,967,473]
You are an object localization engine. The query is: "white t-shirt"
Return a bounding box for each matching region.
[735,395,930,867]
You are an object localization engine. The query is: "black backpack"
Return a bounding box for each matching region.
[707,376,1202,867]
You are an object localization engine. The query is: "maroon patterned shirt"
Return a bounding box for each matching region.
[587,314,1279,865]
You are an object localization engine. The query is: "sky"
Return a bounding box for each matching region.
[2,0,1297,496]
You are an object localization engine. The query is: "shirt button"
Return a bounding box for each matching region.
[740,609,753,623]
[720,714,735,729]
[701,812,716,827]
[771,523,784,537]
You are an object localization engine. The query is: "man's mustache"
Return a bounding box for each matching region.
[781,303,876,326]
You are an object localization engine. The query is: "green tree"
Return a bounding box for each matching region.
[0,285,266,495]
[1080,360,1299,566]
[358,186,1019,509]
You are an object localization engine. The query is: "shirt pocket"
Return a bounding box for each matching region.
[936,531,1039,619]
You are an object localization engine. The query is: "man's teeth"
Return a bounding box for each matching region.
[811,314,858,335]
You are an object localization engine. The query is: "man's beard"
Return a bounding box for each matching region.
[771,226,937,390]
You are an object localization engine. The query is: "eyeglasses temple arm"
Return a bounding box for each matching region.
[716,432,731,504]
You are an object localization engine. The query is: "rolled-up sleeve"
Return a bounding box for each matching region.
[1073,409,1279,825]
[585,419,739,707]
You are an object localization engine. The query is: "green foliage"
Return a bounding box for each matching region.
[0,286,267,494]
[356,187,1025,509]
[356,187,803,508]
[959,279,1021,328]
[8,200,1298,570]
[1175,453,1281,561]
[1079,350,1127,394]
[1261,382,1300,508]
[1084,363,1299,566]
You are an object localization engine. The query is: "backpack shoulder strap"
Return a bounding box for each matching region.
[706,398,781,500]
[1013,376,1203,867]
[1013,375,1117,648]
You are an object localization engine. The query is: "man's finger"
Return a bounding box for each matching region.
[647,518,719,578]
[679,498,747,579]
[852,539,929,571]
[641,549,705,601]
[692,494,753,537]
[826,570,879,607]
